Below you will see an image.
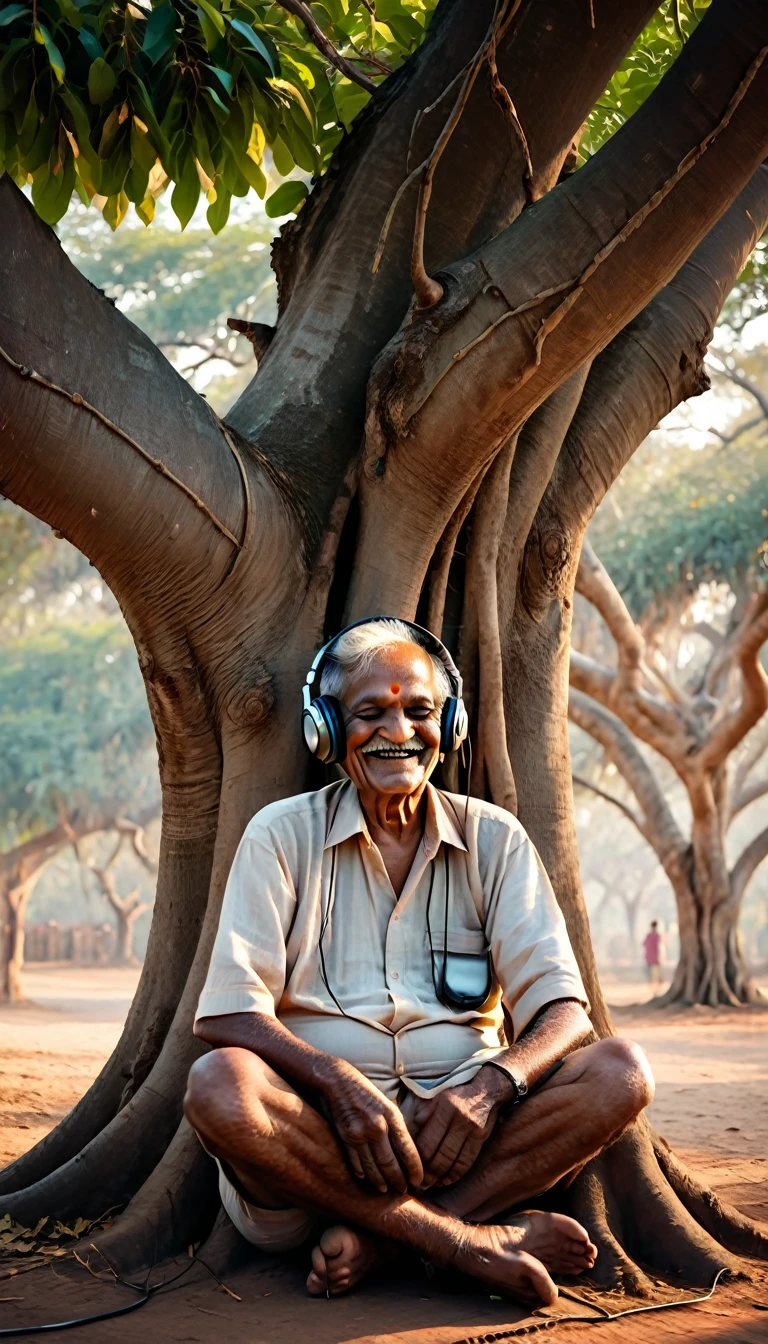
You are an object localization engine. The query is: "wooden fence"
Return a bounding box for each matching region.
[24,921,116,965]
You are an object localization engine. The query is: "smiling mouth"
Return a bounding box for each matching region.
[361,743,427,760]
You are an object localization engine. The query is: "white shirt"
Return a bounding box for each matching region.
[196,780,588,1100]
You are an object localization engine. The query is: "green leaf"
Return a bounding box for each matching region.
[98,105,123,158]
[73,171,90,205]
[88,57,116,105]
[130,75,170,162]
[171,153,200,228]
[206,179,231,232]
[103,188,129,230]
[264,177,307,217]
[280,115,316,174]
[31,150,75,223]
[59,87,99,167]
[230,143,265,195]
[270,132,293,175]
[135,192,155,224]
[205,64,233,96]
[333,78,369,131]
[0,6,28,26]
[35,24,66,83]
[201,85,230,118]
[142,2,178,65]
[197,0,225,37]
[54,0,82,28]
[78,27,102,60]
[17,93,39,157]
[228,19,278,76]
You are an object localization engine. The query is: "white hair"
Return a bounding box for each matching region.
[319,619,452,707]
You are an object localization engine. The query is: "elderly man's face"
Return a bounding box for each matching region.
[341,643,442,797]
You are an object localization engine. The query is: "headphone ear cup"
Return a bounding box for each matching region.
[440,697,468,755]
[304,695,347,764]
[440,697,458,755]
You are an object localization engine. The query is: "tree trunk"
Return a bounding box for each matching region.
[0,880,29,1004]
[2,0,768,1286]
[112,907,141,968]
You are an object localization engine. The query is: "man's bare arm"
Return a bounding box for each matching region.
[194,1012,423,1194]
[413,1000,591,1188]
[482,999,592,1102]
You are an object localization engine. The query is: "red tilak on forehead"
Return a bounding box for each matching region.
[390,684,401,694]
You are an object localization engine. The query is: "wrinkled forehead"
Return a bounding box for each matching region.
[345,641,438,701]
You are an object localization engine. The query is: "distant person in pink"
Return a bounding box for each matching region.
[643,921,663,991]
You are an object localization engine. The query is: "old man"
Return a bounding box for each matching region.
[185,618,653,1304]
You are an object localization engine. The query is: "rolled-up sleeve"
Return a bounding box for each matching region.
[482,824,588,1040]
[194,819,296,1023]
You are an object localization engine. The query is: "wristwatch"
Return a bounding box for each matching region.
[482,1059,528,1102]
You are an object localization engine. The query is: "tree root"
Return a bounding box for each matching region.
[0,1020,204,1225]
[567,1159,656,1296]
[653,1131,768,1260]
[563,1121,746,1291]
[90,1121,220,1274]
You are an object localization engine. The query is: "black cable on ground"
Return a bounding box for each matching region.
[452,1268,729,1343]
[0,1249,208,1337]
[0,1260,730,1338]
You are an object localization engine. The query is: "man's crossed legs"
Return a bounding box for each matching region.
[184,1037,654,1304]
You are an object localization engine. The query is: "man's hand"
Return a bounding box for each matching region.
[412,1066,515,1189]
[320,1059,424,1195]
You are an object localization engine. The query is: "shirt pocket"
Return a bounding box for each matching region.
[429,928,493,1006]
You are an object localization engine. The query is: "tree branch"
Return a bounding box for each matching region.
[275,0,376,92]
[537,166,768,543]
[730,774,768,818]
[732,714,768,798]
[0,182,248,606]
[730,824,768,902]
[572,539,696,766]
[229,0,659,530]
[464,439,519,813]
[568,687,688,867]
[706,354,768,420]
[572,773,644,833]
[348,2,768,617]
[699,592,768,770]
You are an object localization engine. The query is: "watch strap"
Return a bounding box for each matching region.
[482,1059,528,1101]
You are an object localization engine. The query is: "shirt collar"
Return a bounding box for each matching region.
[324,779,468,853]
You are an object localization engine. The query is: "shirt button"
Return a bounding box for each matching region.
[396,1063,404,1076]
[391,971,399,979]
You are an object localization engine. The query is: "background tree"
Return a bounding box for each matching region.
[0,622,158,999]
[2,0,768,1294]
[571,539,768,1006]
[82,819,158,966]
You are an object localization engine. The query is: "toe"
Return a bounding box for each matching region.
[306,1267,326,1296]
[521,1251,558,1307]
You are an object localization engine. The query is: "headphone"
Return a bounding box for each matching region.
[301,616,468,765]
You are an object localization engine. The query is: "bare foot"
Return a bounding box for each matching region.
[452,1224,561,1304]
[306,1224,379,1297]
[503,1211,597,1277]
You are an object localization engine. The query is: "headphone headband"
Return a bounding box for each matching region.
[303,615,462,710]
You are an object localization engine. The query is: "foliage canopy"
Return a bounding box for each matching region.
[0,0,718,233]
[591,428,768,618]
[0,622,157,849]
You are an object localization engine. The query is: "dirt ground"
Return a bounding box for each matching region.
[1,965,767,1343]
